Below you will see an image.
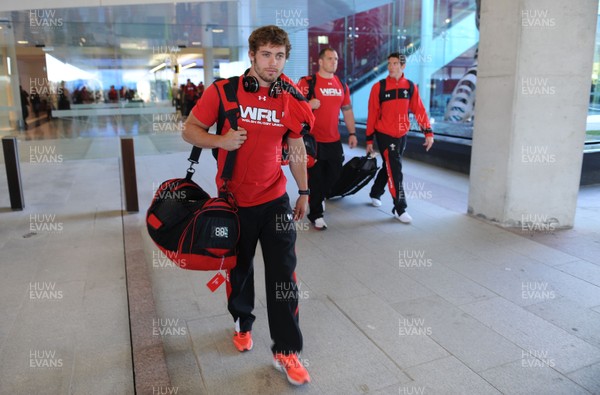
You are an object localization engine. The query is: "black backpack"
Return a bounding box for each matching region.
[378,78,414,104]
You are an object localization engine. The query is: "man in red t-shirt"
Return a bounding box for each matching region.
[183,25,313,386]
[298,48,357,230]
[366,52,434,223]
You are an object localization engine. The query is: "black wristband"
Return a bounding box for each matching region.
[298,189,310,195]
[348,133,356,136]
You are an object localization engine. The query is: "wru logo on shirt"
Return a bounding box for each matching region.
[240,105,283,126]
[319,88,342,96]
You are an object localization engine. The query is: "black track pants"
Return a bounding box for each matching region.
[307,140,344,222]
[369,133,408,214]
[226,193,303,354]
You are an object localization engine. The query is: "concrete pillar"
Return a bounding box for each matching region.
[468,0,597,229]
[202,47,214,85]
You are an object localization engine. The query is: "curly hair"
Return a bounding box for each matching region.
[248,25,292,59]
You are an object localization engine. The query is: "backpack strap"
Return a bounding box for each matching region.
[335,75,351,107]
[301,74,317,101]
[186,77,241,187]
[407,80,414,100]
[378,78,414,104]
[214,77,240,185]
[216,76,240,136]
[334,75,346,91]
[378,78,386,104]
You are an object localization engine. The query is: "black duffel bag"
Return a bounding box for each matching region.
[146,146,240,271]
[327,154,379,198]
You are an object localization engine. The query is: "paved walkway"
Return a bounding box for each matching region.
[1,135,599,394]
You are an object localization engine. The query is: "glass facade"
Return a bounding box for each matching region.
[0,0,598,154]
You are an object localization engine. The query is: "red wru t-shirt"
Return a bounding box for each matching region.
[192,76,313,207]
[297,74,351,143]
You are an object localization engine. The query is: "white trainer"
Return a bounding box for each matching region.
[371,198,382,207]
[395,212,413,224]
[313,217,328,230]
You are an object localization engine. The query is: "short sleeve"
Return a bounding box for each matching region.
[191,83,220,127]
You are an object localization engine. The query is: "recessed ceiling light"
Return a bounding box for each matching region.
[17,40,28,44]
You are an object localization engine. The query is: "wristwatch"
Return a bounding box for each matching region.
[298,189,310,195]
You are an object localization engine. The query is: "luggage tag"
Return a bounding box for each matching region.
[206,272,226,292]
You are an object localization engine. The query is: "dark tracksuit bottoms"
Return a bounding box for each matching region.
[226,193,303,354]
[307,140,344,222]
[369,133,408,215]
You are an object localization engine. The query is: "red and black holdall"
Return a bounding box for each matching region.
[146,146,240,271]
[146,80,240,270]
[147,78,242,271]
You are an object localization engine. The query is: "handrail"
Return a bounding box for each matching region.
[345,5,477,94]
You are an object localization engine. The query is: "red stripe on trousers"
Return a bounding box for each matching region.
[383,149,397,199]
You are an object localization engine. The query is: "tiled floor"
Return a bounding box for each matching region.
[1,117,599,394]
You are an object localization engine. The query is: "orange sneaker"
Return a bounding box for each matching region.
[273,352,310,385]
[232,331,253,352]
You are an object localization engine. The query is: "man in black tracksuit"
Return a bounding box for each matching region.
[366,53,434,223]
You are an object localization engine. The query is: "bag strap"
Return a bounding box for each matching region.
[185,146,202,180]
[306,74,316,100]
[186,77,241,184]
